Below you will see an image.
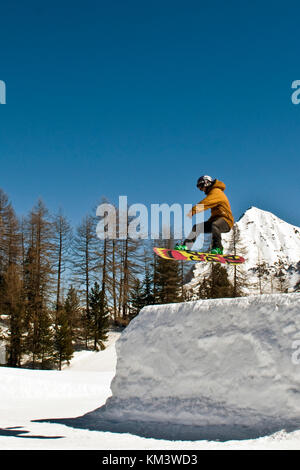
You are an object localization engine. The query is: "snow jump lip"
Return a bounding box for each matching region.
[99,293,300,441]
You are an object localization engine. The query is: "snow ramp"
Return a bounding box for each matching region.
[98,293,300,439]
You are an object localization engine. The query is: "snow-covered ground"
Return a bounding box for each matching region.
[1,326,300,449]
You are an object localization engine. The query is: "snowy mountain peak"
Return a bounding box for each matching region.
[239,206,288,226]
[230,207,300,267]
[188,206,300,294]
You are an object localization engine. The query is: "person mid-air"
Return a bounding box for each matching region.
[175,175,234,255]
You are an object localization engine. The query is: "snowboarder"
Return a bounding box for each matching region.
[175,175,234,255]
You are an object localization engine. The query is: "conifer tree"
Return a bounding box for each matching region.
[195,263,233,300]
[119,236,143,318]
[154,239,181,304]
[129,278,144,320]
[89,281,109,351]
[38,308,54,369]
[197,275,211,300]
[142,268,155,306]
[54,305,74,370]
[64,285,82,341]
[128,267,155,321]
[209,264,233,299]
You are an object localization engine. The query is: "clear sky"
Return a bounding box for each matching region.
[1,0,300,229]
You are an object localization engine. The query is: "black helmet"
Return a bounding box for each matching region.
[197,175,213,189]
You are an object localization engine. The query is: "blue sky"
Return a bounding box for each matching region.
[1,0,300,229]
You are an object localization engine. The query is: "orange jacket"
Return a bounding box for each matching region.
[191,180,234,228]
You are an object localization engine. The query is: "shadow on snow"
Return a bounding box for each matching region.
[0,426,63,439]
[33,405,300,442]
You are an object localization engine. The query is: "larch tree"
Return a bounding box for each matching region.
[0,189,12,313]
[274,259,289,293]
[23,200,55,369]
[72,214,98,348]
[113,205,144,321]
[255,260,270,295]
[227,223,248,297]
[1,203,25,367]
[53,211,72,319]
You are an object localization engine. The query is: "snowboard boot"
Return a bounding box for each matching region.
[174,242,188,251]
[210,247,223,255]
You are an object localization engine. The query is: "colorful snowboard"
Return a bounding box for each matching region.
[153,247,245,265]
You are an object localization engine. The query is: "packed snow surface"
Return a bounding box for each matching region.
[101,293,300,440]
[1,298,300,448]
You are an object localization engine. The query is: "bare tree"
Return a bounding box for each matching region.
[23,200,55,368]
[227,223,248,297]
[274,260,289,293]
[72,214,98,347]
[53,211,72,317]
[1,201,24,367]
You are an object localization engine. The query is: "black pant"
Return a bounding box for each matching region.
[184,217,231,250]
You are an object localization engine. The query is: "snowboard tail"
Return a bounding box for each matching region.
[153,247,245,265]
